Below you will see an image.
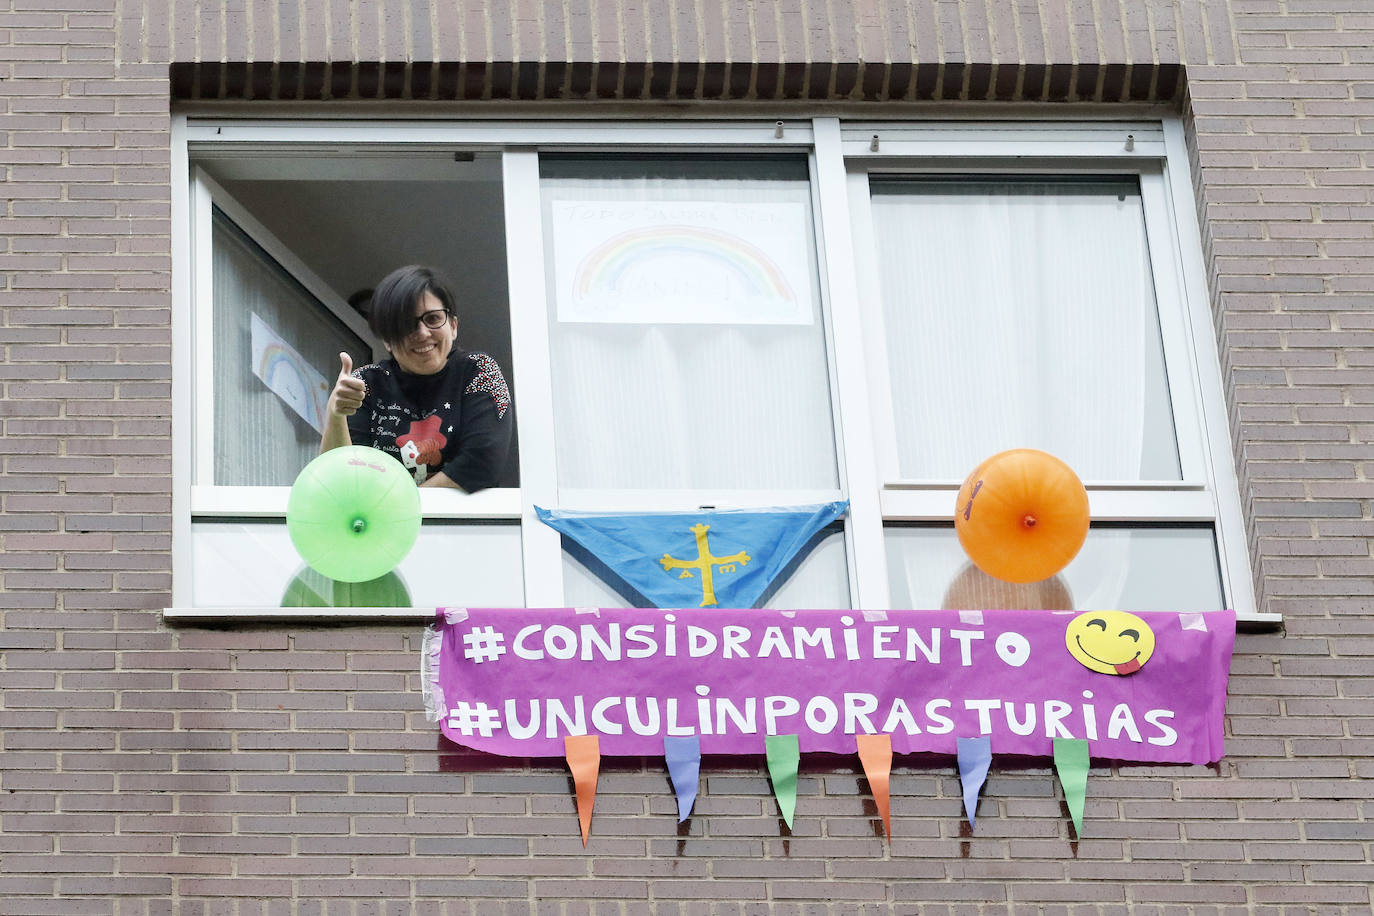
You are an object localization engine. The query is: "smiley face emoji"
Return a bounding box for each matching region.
[1065,611,1155,675]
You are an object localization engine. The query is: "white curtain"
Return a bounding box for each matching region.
[871,178,1180,607]
[540,159,839,491]
[212,209,368,486]
[868,178,1180,482]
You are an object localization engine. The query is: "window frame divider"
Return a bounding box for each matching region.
[503,149,566,607]
[813,117,893,611]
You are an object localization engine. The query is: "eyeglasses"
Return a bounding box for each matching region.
[413,309,452,332]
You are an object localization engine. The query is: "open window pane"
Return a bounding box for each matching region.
[204,159,520,489]
[210,208,369,486]
[885,524,1225,612]
[868,176,1181,482]
[540,156,839,491]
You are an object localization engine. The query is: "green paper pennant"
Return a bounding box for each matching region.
[1053,738,1090,837]
[765,734,801,828]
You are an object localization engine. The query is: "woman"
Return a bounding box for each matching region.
[321,265,512,492]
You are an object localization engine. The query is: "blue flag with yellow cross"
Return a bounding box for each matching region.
[534,501,849,609]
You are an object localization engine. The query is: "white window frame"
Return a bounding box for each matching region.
[166,114,1266,623]
[170,119,822,615]
[523,143,857,607]
[826,117,1262,622]
[846,161,1210,505]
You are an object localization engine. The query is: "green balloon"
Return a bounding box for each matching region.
[286,446,421,583]
[281,566,412,608]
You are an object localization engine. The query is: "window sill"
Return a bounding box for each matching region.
[161,605,1285,629]
[164,605,440,623]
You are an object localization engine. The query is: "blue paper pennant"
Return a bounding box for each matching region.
[956,736,993,829]
[535,502,848,609]
[664,735,701,822]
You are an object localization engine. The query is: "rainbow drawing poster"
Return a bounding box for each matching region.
[250,312,331,435]
[550,200,814,325]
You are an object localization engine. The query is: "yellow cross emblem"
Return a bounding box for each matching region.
[660,523,751,607]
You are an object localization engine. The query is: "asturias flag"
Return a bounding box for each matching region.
[534,501,849,609]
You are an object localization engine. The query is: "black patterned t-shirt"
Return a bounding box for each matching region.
[346,349,513,492]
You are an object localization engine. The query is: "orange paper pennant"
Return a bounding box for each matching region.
[856,734,893,838]
[564,735,601,846]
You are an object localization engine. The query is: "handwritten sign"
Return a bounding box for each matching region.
[426,608,1235,765]
[250,313,330,434]
[550,200,814,325]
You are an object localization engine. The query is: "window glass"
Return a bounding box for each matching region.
[868,177,1181,482]
[540,156,839,491]
[211,208,369,486]
[885,525,1225,612]
[192,521,524,607]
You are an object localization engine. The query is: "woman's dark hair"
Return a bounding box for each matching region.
[368,265,457,344]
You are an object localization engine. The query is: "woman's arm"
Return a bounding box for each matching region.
[320,412,353,453]
[419,470,459,489]
[441,353,514,492]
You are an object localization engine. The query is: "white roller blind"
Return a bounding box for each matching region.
[868,177,1182,482]
[540,157,840,491]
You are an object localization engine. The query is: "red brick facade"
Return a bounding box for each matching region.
[2,0,1372,911]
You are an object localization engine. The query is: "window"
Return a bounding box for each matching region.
[537,155,850,610]
[179,160,524,611]
[168,117,1261,620]
[842,120,1256,618]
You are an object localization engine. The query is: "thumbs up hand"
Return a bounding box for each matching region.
[327,352,366,418]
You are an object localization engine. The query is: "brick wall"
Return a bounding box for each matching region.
[1,0,1372,912]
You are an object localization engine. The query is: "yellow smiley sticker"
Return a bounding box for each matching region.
[1065,611,1156,676]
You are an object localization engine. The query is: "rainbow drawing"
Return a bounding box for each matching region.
[251,313,331,435]
[573,224,800,306]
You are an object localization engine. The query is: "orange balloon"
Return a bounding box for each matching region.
[954,449,1090,584]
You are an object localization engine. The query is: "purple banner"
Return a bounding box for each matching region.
[425,607,1235,765]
